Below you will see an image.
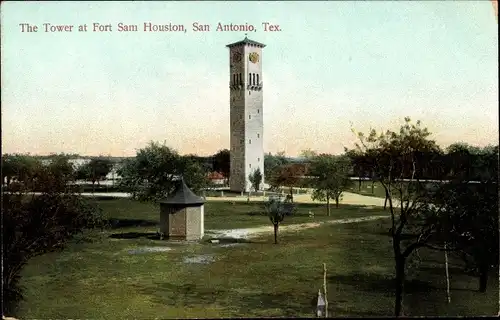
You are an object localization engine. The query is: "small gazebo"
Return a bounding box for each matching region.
[158,178,205,241]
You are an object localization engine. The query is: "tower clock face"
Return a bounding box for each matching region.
[232,52,242,63]
[249,52,259,64]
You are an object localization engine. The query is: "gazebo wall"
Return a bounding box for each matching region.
[185,205,204,240]
[160,205,187,239]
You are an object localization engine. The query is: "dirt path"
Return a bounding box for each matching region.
[205,192,400,208]
[207,214,389,240]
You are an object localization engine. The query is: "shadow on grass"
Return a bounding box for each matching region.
[328,273,438,294]
[138,282,316,317]
[107,218,158,229]
[109,232,160,240]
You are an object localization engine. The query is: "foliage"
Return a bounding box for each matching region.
[248,168,263,192]
[2,161,105,315]
[2,154,43,188]
[299,148,318,161]
[264,196,296,244]
[212,149,230,182]
[76,158,114,185]
[269,163,307,202]
[264,151,289,188]
[117,141,209,203]
[309,154,353,215]
[350,117,451,317]
[431,145,499,292]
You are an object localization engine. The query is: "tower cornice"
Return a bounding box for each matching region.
[226,36,266,48]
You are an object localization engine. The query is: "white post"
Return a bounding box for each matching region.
[323,263,328,317]
[444,243,451,303]
[200,205,205,238]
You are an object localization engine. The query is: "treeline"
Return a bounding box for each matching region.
[2,118,498,317]
[1,154,117,192]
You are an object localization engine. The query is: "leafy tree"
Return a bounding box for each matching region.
[269,163,307,203]
[344,149,365,191]
[3,161,105,316]
[309,154,353,215]
[436,146,499,292]
[264,151,289,187]
[264,196,296,244]
[77,158,113,190]
[117,141,209,202]
[1,154,42,189]
[212,149,230,184]
[300,148,318,161]
[350,117,450,317]
[248,168,263,192]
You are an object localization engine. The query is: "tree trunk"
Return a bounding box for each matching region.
[444,243,451,303]
[384,189,389,210]
[358,177,361,191]
[371,179,375,194]
[273,224,279,244]
[326,195,330,216]
[394,256,406,317]
[289,187,294,203]
[335,196,339,208]
[479,261,490,293]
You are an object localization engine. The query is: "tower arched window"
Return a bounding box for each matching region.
[248,73,251,85]
[233,74,236,85]
[252,73,256,85]
[239,73,242,85]
[256,74,259,85]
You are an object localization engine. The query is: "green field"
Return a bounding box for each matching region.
[16,199,498,318]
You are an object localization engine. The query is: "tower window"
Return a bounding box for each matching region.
[257,109,260,113]
[258,157,260,162]
[233,74,236,85]
[248,73,251,84]
[252,73,256,85]
[257,133,260,138]
[249,164,252,168]
[249,139,252,144]
[249,115,251,119]
[239,73,242,84]
[256,74,259,84]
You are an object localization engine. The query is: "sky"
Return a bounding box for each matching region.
[1,1,498,157]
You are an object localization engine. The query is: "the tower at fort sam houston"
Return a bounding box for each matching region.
[227,37,265,192]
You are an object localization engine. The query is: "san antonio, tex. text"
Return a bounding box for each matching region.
[19,22,282,33]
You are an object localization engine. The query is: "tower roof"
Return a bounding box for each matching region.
[226,36,266,48]
[159,177,205,205]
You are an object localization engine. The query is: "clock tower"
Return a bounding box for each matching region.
[226,37,265,192]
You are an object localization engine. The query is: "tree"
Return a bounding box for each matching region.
[300,148,318,161]
[344,149,364,191]
[264,151,289,188]
[77,158,113,190]
[349,117,451,317]
[269,163,307,203]
[212,149,230,184]
[309,154,353,215]
[117,141,209,202]
[248,168,263,192]
[436,146,499,293]
[1,154,42,189]
[264,196,296,244]
[3,160,105,316]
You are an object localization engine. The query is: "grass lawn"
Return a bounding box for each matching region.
[97,198,386,230]
[348,180,388,198]
[16,199,498,318]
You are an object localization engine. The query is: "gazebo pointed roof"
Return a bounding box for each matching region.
[159,177,205,205]
[226,36,266,48]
